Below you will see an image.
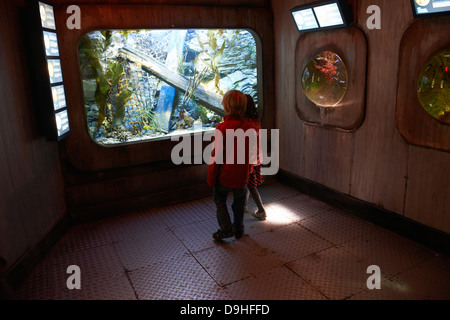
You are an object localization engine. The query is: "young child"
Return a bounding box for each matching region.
[207,90,254,240]
[244,95,267,221]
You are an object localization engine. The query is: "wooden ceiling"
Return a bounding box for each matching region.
[49,0,271,8]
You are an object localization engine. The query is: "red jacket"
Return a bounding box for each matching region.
[207,115,255,189]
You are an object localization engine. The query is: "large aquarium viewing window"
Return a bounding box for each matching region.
[78,29,260,146]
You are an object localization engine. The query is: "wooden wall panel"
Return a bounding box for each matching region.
[301,125,354,192]
[405,148,450,234]
[350,0,410,214]
[273,0,300,177]
[273,0,354,194]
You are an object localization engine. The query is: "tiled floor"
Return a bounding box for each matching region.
[13,181,450,300]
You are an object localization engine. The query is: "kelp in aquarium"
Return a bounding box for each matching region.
[79,31,136,137]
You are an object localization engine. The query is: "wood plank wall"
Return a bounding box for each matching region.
[0,0,67,284]
[272,0,450,234]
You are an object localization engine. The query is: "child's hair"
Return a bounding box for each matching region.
[222,90,247,118]
[245,95,259,120]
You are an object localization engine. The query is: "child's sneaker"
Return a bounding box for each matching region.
[251,209,267,221]
[212,229,234,240]
[234,229,244,239]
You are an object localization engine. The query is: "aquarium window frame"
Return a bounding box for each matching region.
[77,28,263,147]
[410,0,450,19]
[290,0,354,33]
[25,0,71,141]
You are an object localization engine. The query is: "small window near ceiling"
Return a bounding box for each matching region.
[78,29,260,145]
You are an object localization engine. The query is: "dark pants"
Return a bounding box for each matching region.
[213,182,247,234]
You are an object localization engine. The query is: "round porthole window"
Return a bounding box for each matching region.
[301,51,348,108]
[417,49,450,124]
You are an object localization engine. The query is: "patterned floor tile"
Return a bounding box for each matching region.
[129,254,229,300]
[11,182,450,301]
[224,265,326,300]
[192,237,282,286]
[99,210,170,242]
[173,218,219,252]
[286,246,375,300]
[300,209,377,245]
[341,227,434,277]
[114,229,189,272]
[250,224,334,264]
[267,194,335,223]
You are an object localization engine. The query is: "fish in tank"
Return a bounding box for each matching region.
[78,29,260,145]
[301,51,348,108]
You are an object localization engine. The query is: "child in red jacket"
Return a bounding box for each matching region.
[207,90,255,240]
